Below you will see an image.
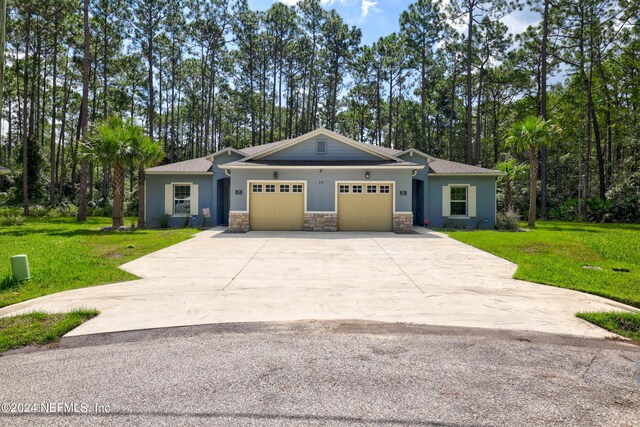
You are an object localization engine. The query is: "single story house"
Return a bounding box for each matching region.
[145,128,501,232]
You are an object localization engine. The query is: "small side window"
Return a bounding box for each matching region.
[265,184,275,193]
[366,185,377,194]
[352,185,363,194]
[379,185,390,194]
[292,184,303,193]
[252,184,262,193]
[316,139,327,154]
[339,184,349,193]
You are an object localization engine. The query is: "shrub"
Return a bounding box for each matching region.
[0,213,24,226]
[50,201,78,217]
[443,219,467,229]
[496,209,520,231]
[29,205,49,217]
[156,214,170,229]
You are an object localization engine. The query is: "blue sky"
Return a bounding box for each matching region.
[247,0,542,45]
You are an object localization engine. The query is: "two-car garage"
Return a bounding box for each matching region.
[248,181,394,231]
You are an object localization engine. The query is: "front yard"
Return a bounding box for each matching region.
[446,221,640,340]
[0,217,198,308]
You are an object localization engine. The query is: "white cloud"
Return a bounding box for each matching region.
[277,0,299,5]
[321,0,335,5]
[361,0,377,17]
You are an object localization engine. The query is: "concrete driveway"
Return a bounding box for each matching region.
[0,228,635,338]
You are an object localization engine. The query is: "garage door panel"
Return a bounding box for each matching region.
[338,183,393,231]
[250,182,304,231]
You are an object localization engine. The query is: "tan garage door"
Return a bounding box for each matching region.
[249,182,304,230]
[337,183,393,231]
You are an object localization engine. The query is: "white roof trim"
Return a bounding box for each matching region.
[146,171,214,175]
[224,164,425,170]
[243,128,403,162]
[397,148,437,162]
[204,148,246,161]
[428,172,503,176]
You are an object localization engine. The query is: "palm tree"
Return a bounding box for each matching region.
[506,116,561,228]
[83,116,137,228]
[131,135,164,229]
[496,159,528,212]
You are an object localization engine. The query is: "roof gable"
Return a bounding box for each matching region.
[245,128,402,162]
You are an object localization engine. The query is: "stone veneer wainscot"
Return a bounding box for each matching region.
[229,212,249,232]
[392,213,413,233]
[304,213,338,232]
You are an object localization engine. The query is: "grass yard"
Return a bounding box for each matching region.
[445,221,640,308]
[0,310,99,353]
[576,312,640,342]
[0,217,198,308]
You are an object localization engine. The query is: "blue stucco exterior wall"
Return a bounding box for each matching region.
[398,152,429,225]
[145,174,214,228]
[261,136,383,161]
[427,175,497,228]
[229,168,414,212]
[211,151,245,225]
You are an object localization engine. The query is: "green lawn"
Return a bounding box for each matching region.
[0,217,198,308]
[0,310,99,353]
[576,312,640,342]
[445,221,640,308]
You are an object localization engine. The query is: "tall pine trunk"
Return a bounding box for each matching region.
[77,0,91,222]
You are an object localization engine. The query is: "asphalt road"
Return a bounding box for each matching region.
[0,321,638,426]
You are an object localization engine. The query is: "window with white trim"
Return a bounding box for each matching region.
[280,184,290,193]
[379,185,390,194]
[252,184,263,193]
[265,184,275,193]
[352,185,363,193]
[450,186,467,216]
[292,184,303,193]
[339,184,349,193]
[316,139,327,154]
[366,185,377,194]
[173,185,191,214]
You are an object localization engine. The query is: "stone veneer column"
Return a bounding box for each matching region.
[228,212,250,232]
[304,213,338,231]
[392,213,414,233]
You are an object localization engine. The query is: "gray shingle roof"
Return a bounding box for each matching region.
[146,157,212,173]
[428,159,501,174]
[238,140,291,156]
[223,159,421,168]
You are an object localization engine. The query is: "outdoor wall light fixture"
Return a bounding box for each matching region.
[273,172,278,179]
[365,171,370,180]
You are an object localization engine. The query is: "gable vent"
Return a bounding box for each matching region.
[316,139,327,154]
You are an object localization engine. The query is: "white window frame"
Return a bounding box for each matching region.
[379,185,390,194]
[252,184,263,193]
[449,185,468,217]
[366,185,377,194]
[339,184,350,193]
[352,184,363,194]
[280,184,290,193]
[265,184,276,193]
[292,184,303,193]
[173,184,191,216]
[316,139,327,154]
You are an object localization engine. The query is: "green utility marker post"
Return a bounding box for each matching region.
[10,254,30,281]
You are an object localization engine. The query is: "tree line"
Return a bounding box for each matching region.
[0,0,638,223]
